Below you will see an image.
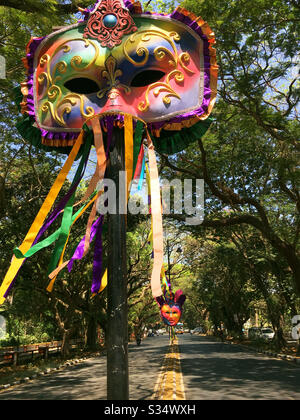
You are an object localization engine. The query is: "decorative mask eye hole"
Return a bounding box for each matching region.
[130,70,166,88]
[64,78,100,95]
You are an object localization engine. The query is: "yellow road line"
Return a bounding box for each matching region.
[152,337,186,400]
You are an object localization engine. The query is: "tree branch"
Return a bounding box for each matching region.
[0,0,92,15]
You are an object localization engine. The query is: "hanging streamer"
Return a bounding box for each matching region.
[27,133,92,256]
[82,118,107,257]
[124,114,134,201]
[91,216,105,295]
[6,136,91,298]
[47,132,93,277]
[48,116,114,295]
[61,118,113,293]
[133,122,145,180]
[137,155,145,192]
[13,191,98,260]
[0,132,84,304]
[47,191,103,292]
[67,216,103,273]
[145,163,153,251]
[47,190,76,279]
[47,117,107,292]
[92,269,108,298]
[131,138,145,194]
[146,129,164,299]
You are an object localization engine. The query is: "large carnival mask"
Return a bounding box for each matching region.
[0,0,217,305]
[21,0,217,149]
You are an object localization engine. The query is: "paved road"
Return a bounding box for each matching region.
[0,334,299,400]
[179,334,300,400]
[0,336,168,400]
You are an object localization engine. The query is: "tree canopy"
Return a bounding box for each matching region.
[0,0,299,353]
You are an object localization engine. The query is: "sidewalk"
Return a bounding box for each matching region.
[0,336,170,400]
[218,336,300,366]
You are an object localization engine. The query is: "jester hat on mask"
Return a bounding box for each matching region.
[0,0,217,304]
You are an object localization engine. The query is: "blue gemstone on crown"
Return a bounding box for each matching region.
[103,14,118,28]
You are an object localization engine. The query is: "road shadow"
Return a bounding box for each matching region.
[0,358,108,400]
[0,336,170,400]
[129,336,169,400]
[179,336,300,400]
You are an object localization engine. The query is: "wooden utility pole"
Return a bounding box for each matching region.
[106,127,129,400]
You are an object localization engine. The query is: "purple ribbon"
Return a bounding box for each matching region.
[90,116,114,294]
[91,216,104,294]
[36,155,89,242]
[7,115,120,299]
[67,215,104,273]
[68,116,115,294]
[3,148,90,299]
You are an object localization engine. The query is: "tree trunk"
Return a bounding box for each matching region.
[86,316,98,351]
[61,330,71,358]
[0,175,6,219]
[106,127,129,400]
[273,326,286,351]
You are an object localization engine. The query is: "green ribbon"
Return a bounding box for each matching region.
[46,135,92,275]
[132,121,144,177]
[13,135,92,264]
[13,191,97,260]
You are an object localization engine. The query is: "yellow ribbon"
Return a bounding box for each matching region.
[124,114,134,202]
[47,118,107,292]
[91,269,108,297]
[0,131,84,305]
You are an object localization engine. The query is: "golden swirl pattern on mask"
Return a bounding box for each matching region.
[123,30,180,68]
[42,94,95,126]
[138,70,183,112]
[179,52,195,75]
[38,39,98,126]
[123,29,195,112]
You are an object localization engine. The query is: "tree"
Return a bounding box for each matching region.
[0,1,101,349]
[126,219,159,338]
[0,0,93,16]
[186,234,258,338]
[161,0,299,295]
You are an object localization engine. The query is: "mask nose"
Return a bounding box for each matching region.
[98,55,131,108]
[107,88,122,106]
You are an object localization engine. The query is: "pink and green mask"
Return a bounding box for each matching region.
[19,0,217,153]
[0,0,217,305]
